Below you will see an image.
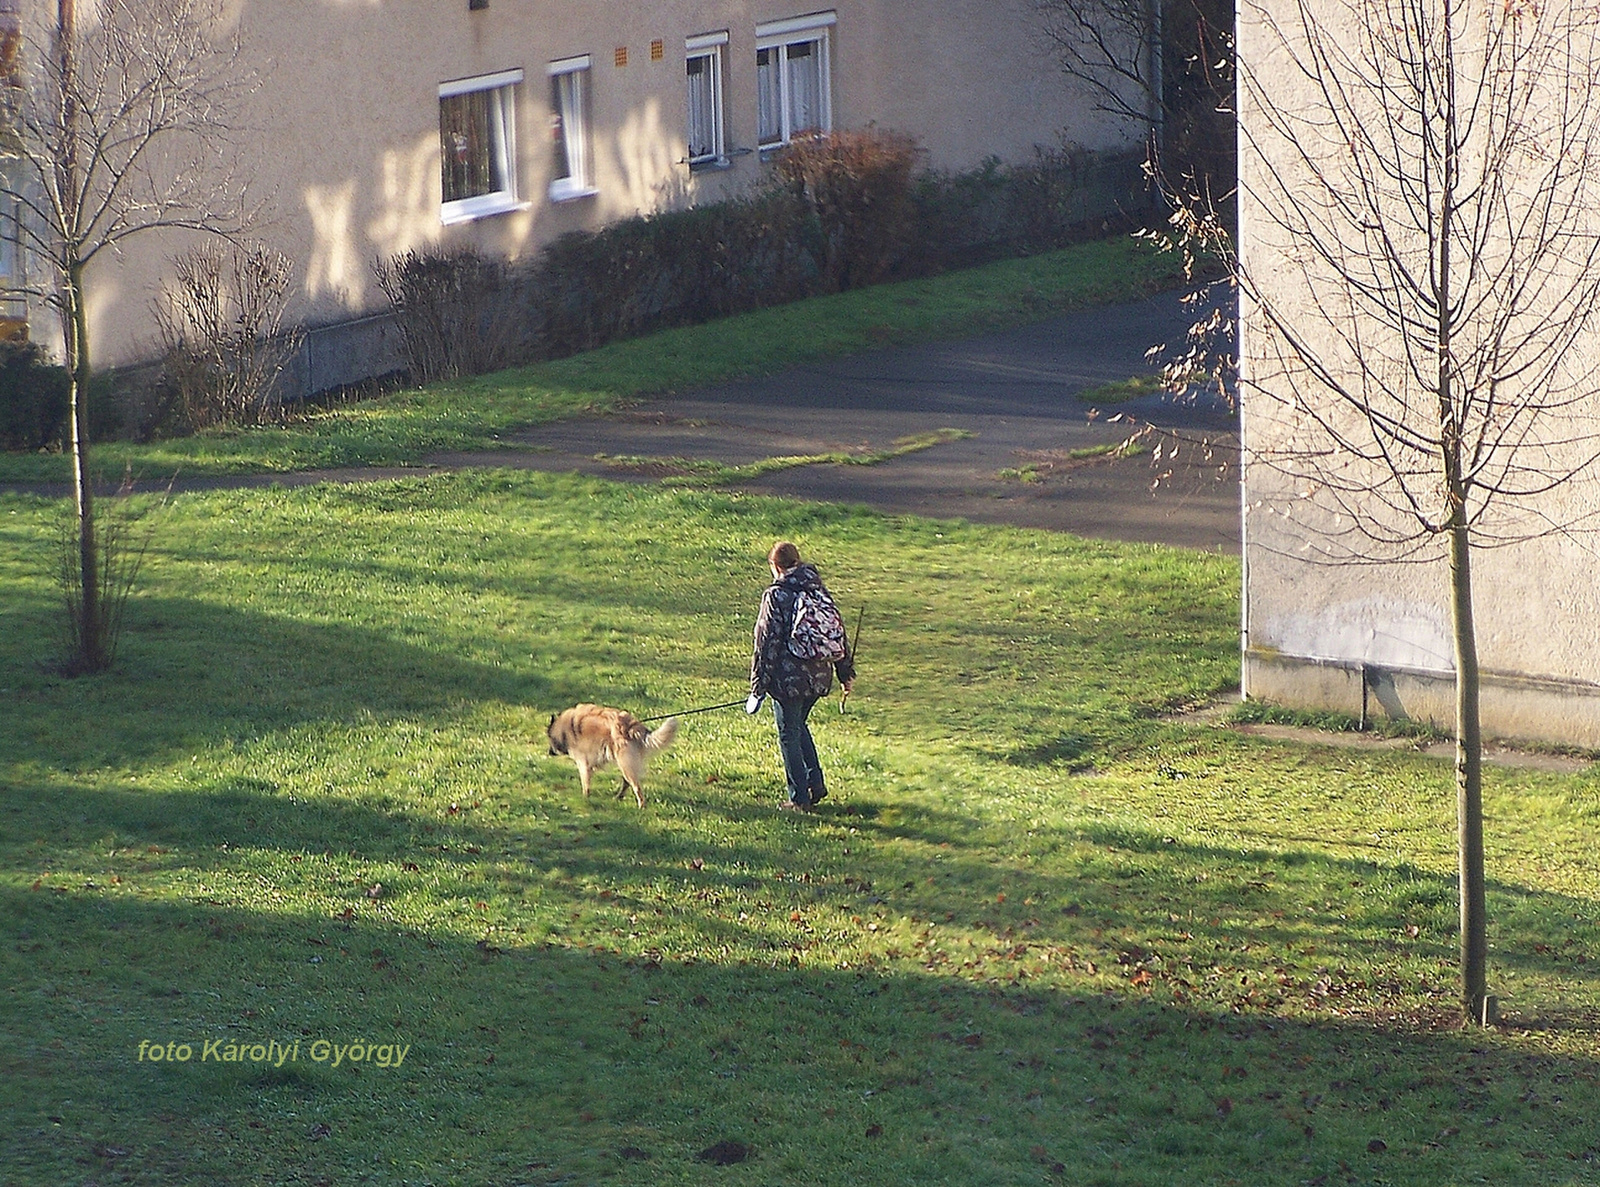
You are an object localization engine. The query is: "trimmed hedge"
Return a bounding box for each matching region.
[0,341,71,452]
[379,134,1153,384]
[535,186,826,356]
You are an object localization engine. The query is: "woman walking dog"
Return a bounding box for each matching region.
[748,541,855,811]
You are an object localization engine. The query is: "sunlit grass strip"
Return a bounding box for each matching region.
[996,440,1151,482]
[595,429,972,487]
[1076,373,1165,403]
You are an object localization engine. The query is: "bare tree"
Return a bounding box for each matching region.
[153,241,301,429]
[1036,0,1242,489]
[1034,0,1235,200]
[0,0,251,672]
[1237,0,1600,1023]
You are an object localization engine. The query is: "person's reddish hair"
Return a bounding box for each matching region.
[768,540,801,570]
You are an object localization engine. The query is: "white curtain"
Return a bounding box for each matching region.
[552,69,587,185]
[488,87,511,193]
[787,40,822,136]
[757,47,781,145]
[687,54,719,160]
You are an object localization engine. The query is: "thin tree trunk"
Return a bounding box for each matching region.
[1432,0,1487,1025]
[64,260,102,671]
[1450,519,1487,1023]
[56,0,106,673]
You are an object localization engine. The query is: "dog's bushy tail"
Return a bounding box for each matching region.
[645,718,678,752]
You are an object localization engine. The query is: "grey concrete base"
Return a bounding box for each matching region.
[292,312,407,399]
[1243,648,1600,749]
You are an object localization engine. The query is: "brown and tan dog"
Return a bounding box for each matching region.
[545,704,678,808]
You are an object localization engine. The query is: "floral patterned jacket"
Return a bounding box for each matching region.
[750,563,856,701]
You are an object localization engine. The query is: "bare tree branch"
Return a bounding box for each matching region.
[1034,0,1236,200]
[1238,0,1600,1022]
[0,0,255,674]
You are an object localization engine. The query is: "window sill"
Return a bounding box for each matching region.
[689,155,732,172]
[440,193,530,226]
[549,180,599,203]
[761,130,829,158]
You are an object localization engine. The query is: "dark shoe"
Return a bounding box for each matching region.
[808,786,827,804]
[779,800,811,812]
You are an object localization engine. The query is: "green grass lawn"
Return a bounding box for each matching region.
[0,237,1188,485]
[4,472,1600,1185]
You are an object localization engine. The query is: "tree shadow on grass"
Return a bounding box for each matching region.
[0,775,507,866]
[7,737,1596,1011]
[168,533,760,630]
[3,883,1600,1186]
[0,592,610,770]
[679,792,989,851]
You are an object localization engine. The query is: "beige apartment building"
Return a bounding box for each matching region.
[1,0,1137,384]
[1236,0,1600,747]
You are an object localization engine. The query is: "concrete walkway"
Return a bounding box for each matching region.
[434,288,1243,552]
[10,290,1242,552]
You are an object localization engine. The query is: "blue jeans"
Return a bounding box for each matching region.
[772,695,826,806]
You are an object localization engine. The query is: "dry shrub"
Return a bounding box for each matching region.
[0,341,70,451]
[153,242,302,429]
[373,248,529,385]
[770,128,919,291]
[906,144,1152,272]
[55,475,156,675]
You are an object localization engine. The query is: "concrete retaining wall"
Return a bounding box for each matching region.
[1244,648,1600,748]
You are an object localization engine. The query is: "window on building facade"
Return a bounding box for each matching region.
[438,69,523,224]
[0,192,27,339]
[686,31,728,166]
[756,12,834,149]
[0,200,17,285]
[549,55,595,201]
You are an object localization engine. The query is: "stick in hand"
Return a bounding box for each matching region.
[840,605,864,713]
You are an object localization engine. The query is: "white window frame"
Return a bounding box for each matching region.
[756,11,835,151]
[438,68,526,226]
[548,54,597,202]
[685,31,728,167]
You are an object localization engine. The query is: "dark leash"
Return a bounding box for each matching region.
[635,699,748,724]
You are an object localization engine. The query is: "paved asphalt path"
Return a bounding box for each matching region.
[437,288,1242,552]
[16,289,1242,552]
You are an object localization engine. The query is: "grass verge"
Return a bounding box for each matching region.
[1228,697,1448,741]
[1077,374,1166,404]
[597,429,972,487]
[3,474,1599,1185]
[997,441,1152,484]
[0,237,1187,486]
